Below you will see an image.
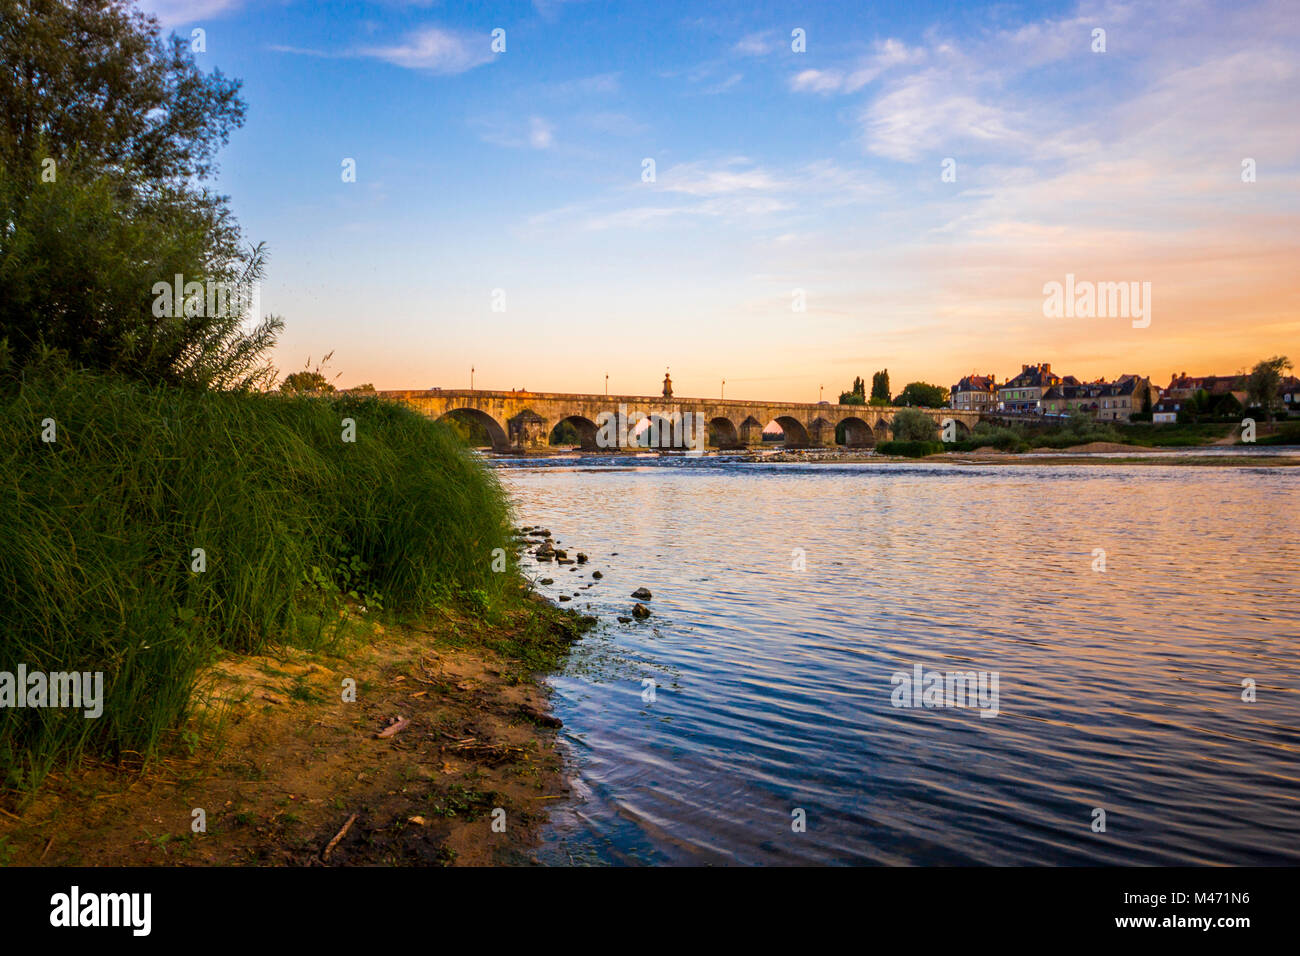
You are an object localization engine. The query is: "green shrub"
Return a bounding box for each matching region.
[878,440,947,457]
[890,407,939,441]
[968,421,1028,452]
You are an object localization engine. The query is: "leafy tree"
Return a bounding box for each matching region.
[280,372,335,394]
[838,375,866,405]
[1247,355,1292,422]
[1,164,281,388]
[0,0,277,388]
[890,407,937,441]
[280,353,338,393]
[870,369,890,403]
[0,0,245,188]
[893,381,949,408]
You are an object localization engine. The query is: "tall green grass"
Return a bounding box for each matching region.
[0,370,517,791]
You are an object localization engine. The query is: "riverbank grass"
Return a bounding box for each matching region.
[0,370,525,793]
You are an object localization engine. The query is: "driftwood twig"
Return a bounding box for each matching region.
[376,716,410,739]
[322,813,357,860]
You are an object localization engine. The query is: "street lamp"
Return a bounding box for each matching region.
[471,366,475,390]
[722,379,726,399]
[819,384,824,403]
[605,373,609,397]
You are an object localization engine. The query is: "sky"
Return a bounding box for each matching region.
[138,0,1299,400]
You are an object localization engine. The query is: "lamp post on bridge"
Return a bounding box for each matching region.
[471,366,475,390]
[722,379,726,399]
[819,384,824,403]
[605,374,608,397]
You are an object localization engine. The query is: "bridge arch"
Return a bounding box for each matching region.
[707,416,741,449]
[768,416,811,448]
[837,415,876,448]
[549,414,600,450]
[437,408,510,451]
[643,412,694,450]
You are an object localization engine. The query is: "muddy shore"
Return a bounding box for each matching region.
[0,600,589,866]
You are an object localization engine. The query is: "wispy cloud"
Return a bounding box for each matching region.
[521,157,884,235]
[660,158,784,196]
[137,0,244,28]
[861,70,1023,161]
[532,0,592,20]
[529,116,555,149]
[702,72,744,94]
[357,26,494,74]
[789,38,924,94]
[733,31,777,56]
[267,44,332,58]
[474,114,559,150]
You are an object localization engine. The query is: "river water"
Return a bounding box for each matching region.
[496,455,1300,865]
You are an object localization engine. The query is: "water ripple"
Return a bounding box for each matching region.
[508,461,1300,865]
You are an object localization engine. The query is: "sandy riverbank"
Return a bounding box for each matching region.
[0,601,589,866]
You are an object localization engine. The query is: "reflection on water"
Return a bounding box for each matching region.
[498,460,1300,865]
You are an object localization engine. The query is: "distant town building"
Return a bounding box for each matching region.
[1165,371,1249,406]
[1152,399,1182,424]
[951,373,999,412]
[1042,374,1157,422]
[998,363,1061,413]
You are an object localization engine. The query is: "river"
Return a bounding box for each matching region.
[496,455,1300,865]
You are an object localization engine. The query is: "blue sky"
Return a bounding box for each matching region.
[140,0,1298,397]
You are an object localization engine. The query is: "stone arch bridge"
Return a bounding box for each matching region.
[376,389,981,452]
